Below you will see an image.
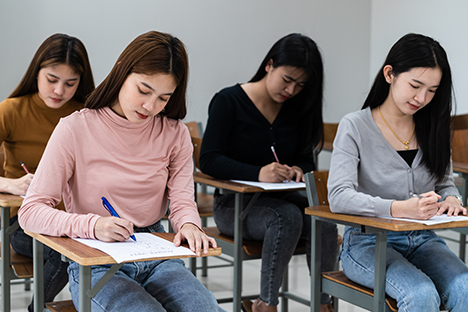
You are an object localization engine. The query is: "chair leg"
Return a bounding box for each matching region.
[201,216,208,277]
[189,258,197,276]
[24,278,31,291]
[281,266,289,312]
[459,233,466,262]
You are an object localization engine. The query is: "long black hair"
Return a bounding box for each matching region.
[250,33,324,155]
[363,33,452,183]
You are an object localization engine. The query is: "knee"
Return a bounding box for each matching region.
[444,272,468,308]
[399,282,439,311]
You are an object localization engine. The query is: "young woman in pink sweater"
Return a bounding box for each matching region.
[19,31,223,312]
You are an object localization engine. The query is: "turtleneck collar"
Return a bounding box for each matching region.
[31,93,75,111]
[98,106,160,130]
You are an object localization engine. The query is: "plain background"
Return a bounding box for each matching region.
[1,0,467,134]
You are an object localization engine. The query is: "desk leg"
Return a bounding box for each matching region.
[310,217,321,312]
[1,206,11,312]
[79,265,92,312]
[33,237,44,312]
[233,193,243,312]
[373,231,387,312]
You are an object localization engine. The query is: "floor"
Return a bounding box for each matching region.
[3,223,464,312]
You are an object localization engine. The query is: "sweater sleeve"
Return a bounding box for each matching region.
[18,119,100,238]
[166,124,202,232]
[327,115,393,217]
[200,90,262,180]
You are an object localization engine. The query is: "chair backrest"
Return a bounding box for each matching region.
[304,171,329,207]
[452,129,468,163]
[191,137,202,170]
[452,114,468,164]
[452,113,468,131]
[185,121,201,138]
[322,123,338,152]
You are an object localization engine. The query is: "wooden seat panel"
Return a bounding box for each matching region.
[46,300,77,312]
[323,271,398,311]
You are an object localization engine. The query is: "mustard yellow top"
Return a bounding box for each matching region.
[0,93,83,212]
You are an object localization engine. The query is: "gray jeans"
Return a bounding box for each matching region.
[212,190,338,305]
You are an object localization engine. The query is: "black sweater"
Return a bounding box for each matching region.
[200,84,315,181]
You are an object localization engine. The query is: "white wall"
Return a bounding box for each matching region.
[0,0,371,127]
[370,0,468,115]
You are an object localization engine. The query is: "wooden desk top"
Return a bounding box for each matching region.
[193,171,305,193]
[25,231,222,266]
[306,205,468,232]
[193,171,264,193]
[0,193,24,207]
[453,162,468,175]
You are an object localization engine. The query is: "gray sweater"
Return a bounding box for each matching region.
[328,107,459,217]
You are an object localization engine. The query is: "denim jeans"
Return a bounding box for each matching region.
[68,221,225,312]
[213,191,338,306]
[341,227,468,312]
[10,216,69,312]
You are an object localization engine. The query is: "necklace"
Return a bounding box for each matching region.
[378,106,415,150]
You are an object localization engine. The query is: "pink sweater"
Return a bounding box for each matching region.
[18,107,200,238]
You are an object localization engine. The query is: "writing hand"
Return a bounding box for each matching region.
[173,223,217,256]
[259,162,291,182]
[94,216,135,242]
[3,173,34,196]
[391,191,440,220]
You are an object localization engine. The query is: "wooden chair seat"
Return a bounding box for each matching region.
[0,242,33,278]
[46,300,77,312]
[203,226,307,257]
[323,271,398,312]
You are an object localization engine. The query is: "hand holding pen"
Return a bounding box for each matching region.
[7,161,34,196]
[259,146,303,182]
[392,191,440,220]
[97,196,137,241]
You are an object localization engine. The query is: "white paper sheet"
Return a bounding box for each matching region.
[73,233,195,263]
[230,180,305,190]
[380,214,468,225]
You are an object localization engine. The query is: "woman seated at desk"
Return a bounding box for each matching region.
[19,30,224,312]
[200,33,338,312]
[328,33,468,311]
[0,33,94,311]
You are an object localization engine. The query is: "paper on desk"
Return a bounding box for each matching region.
[73,233,195,263]
[230,180,305,190]
[380,214,468,225]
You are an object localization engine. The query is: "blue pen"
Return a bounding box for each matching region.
[101,196,137,241]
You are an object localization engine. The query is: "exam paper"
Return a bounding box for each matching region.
[380,214,468,225]
[230,180,305,190]
[73,233,196,263]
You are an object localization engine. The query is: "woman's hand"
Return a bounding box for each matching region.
[94,216,135,242]
[3,174,34,196]
[259,162,293,182]
[438,196,467,216]
[391,191,440,220]
[288,165,304,182]
[173,223,217,256]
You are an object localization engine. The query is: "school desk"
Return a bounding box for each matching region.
[0,193,26,312]
[193,171,307,312]
[26,231,222,312]
[306,205,468,312]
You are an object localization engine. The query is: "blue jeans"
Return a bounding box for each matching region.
[10,216,69,312]
[213,191,338,306]
[341,227,468,312]
[68,222,224,312]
